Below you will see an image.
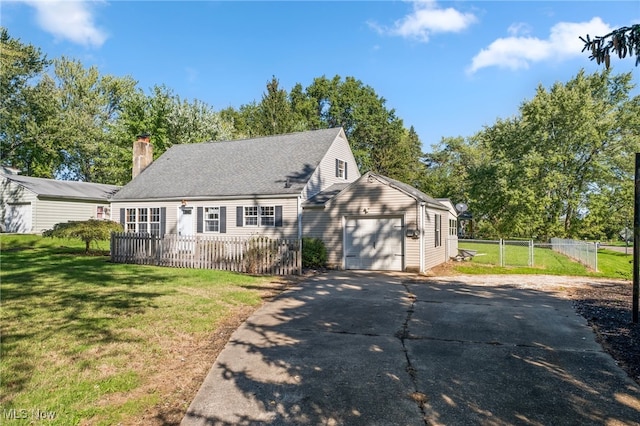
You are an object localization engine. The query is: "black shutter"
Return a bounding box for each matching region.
[160,207,166,237]
[236,206,243,227]
[119,208,125,225]
[220,207,226,233]
[335,158,339,177]
[345,162,348,180]
[197,207,203,233]
[275,206,283,227]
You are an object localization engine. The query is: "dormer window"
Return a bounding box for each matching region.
[336,159,347,179]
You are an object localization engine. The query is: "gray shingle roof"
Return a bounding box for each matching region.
[303,183,351,207]
[1,174,120,200]
[112,128,344,200]
[373,173,448,210]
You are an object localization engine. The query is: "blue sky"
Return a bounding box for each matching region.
[2,1,639,151]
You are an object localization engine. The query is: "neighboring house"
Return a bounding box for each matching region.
[110,127,457,272]
[0,172,120,233]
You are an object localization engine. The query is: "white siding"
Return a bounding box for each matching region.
[424,207,449,270]
[1,177,37,232]
[303,177,420,271]
[111,197,300,239]
[35,198,109,233]
[301,132,360,201]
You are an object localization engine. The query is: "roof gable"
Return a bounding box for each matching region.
[113,128,345,201]
[303,171,448,211]
[1,174,120,200]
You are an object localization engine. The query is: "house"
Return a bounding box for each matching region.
[110,128,457,272]
[0,171,120,233]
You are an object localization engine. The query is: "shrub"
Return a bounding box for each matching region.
[43,219,123,253]
[302,237,327,268]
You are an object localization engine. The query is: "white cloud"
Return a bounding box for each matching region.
[21,0,108,47]
[468,17,612,74]
[370,0,477,42]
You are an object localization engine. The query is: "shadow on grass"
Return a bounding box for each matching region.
[1,244,173,404]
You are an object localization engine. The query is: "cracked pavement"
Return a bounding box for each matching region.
[182,271,640,425]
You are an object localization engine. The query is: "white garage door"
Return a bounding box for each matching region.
[344,217,403,271]
[5,203,32,233]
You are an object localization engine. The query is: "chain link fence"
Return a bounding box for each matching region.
[458,238,598,271]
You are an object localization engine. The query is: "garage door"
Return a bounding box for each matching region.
[5,203,32,233]
[344,217,403,271]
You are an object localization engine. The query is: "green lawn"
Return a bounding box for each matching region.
[0,234,275,425]
[456,241,632,279]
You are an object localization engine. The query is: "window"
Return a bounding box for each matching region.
[449,219,457,236]
[336,159,347,179]
[260,206,275,226]
[435,214,442,247]
[96,205,110,220]
[244,206,258,226]
[125,207,161,236]
[204,207,220,232]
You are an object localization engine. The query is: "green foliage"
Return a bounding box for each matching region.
[581,24,640,68]
[43,219,123,253]
[428,69,640,240]
[302,237,327,268]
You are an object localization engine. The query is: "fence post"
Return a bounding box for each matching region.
[529,239,534,267]
[499,239,504,267]
[594,242,598,272]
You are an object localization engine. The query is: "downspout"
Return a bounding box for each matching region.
[297,196,302,240]
[419,201,425,273]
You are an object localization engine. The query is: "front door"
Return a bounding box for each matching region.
[178,207,194,236]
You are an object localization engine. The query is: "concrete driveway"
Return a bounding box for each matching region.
[182,272,640,425]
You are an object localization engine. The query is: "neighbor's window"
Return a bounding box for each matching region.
[204,207,220,232]
[244,206,258,226]
[125,207,161,236]
[260,206,275,226]
[96,205,110,220]
[435,214,442,247]
[336,159,346,179]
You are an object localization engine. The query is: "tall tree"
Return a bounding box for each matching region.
[49,57,138,183]
[466,69,639,239]
[0,27,57,176]
[257,76,294,135]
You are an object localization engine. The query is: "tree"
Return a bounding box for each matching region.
[463,69,639,240]
[581,24,640,68]
[0,27,58,177]
[43,219,123,254]
[49,57,138,183]
[257,76,294,135]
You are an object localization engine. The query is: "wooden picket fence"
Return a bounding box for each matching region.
[110,233,301,275]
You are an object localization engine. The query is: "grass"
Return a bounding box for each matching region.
[0,234,275,425]
[455,241,632,280]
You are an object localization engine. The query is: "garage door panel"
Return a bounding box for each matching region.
[345,217,403,271]
[5,204,32,233]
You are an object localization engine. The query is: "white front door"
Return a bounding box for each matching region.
[344,217,403,271]
[178,207,194,236]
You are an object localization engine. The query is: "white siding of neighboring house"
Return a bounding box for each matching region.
[111,196,300,240]
[35,198,111,234]
[1,177,37,232]
[301,132,360,201]
[303,176,421,271]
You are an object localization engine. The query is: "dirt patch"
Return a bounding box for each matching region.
[117,275,300,426]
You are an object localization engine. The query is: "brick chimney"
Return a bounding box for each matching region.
[132,133,153,179]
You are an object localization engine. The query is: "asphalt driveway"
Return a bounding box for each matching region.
[182,272,640,425]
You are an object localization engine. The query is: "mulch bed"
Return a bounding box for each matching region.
[570,281,640,385]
